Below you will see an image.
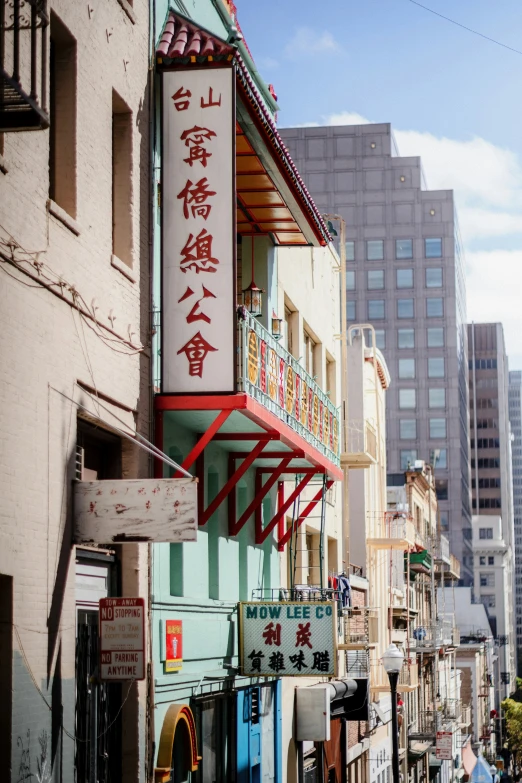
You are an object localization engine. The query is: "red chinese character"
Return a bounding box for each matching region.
[177,331,218,377]
[172,87,191,111]
[295,622,312,649]
[200,87,222,108]
[179,229,219,274]
[178,285,216,324]
[177,177,216,220]
[181,125,217,168]
[262,622,282,647]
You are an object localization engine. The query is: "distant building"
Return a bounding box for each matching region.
[279,122,473,583]
[508,369,522,672]
[471,516,516,703]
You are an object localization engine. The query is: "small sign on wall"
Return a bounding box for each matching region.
[436,731,453,760]
[165,619,183,672]
[99,598,145,681]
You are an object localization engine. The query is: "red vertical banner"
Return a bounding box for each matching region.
[165,619,183,672]
[319,401,324,441]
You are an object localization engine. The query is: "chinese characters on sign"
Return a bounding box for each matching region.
[162,69,235,393]
[436,731,453,760]
[165,619,183,672]
[239,602,337,677]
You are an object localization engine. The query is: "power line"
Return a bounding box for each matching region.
[406,0,522,57]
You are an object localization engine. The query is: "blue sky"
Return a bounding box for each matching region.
[237,0,522,367]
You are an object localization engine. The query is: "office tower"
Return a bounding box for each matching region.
[468,323,516,687]
[508,370,522,672]
[279,123,473,582]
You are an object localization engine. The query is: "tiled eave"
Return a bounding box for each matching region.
[156,12,332,248]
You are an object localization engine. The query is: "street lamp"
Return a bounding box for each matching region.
[382,644,405,783]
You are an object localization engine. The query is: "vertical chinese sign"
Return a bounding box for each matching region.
[162,68,235,393]
[239,602,337,677]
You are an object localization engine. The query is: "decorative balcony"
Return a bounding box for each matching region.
[460,705,472,728]
[341,419,378,469]
[367,511,417,550]
[430,533,451,564]
[339,608,379,650]
[237,312,340,467]
[407,549,432,575]
[0,0,49,131]
[442,699,462,722]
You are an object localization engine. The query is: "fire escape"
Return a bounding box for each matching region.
[1,0,49,131]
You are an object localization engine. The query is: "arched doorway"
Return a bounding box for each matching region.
[155,704,200,783]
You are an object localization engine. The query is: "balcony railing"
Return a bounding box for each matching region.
[409,710,443,737]
[460,705,472,728]
[341,608,379,649]
[342,419,378,468]
[430,533,451,564]
[442,699,462,722]
[237,312,340,466]
[412,621,458,650]
[1,0,49,131]
[367,512,416,549]
[371,661,419,693]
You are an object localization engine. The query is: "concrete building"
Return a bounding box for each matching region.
[507,370,522,672]
[471,516,516,702]
[0,1,151,780]
[279,122,473,584]
[438,587,496,759]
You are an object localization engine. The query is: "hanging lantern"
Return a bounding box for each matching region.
[242,239,264,317]
[271,311,283,340]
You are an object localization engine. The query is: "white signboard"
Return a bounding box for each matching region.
[162,67,235,393]
[436,731,453,760]
[239,602,337,677]
[100,598,145,680]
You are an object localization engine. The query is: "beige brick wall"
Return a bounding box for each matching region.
[0,1,150,780]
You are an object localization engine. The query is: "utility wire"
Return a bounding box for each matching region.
[406,0,522,57]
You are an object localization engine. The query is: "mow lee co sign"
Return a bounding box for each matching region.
[239,602,337,678]
[162,65,235,394]
[99,598,145,681]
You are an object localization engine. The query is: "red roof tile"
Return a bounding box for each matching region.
[157,12,235,61]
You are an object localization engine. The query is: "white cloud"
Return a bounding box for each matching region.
[256,56,279,71]
[466,249,522,368]
[323,111,371,126]
[284,28,341,60]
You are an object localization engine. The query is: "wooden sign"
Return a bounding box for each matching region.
[74,479,197,544]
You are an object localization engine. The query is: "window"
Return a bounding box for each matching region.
[479,556,486,566]
[367,240,384,261]
[429,388,446,408]
[399,389,416,409]
[400,419,417,439]
[112,90,133,267]
[49,14,77,217]
[400,449,417,470]
[481,595,496,609]
[375,330,386,350]
[398,328,415,349]
[347,301,356,321]
[427,327,444,347]
[396,268,413,289]
[345,241,355,261]
[435,479,448,500]
[368,270,384,290]
[399,358,415,379]
[303,329,318,377]
[488,556,495,566]
[346,270,355,291]
[440,511,449,530]
[368,300,385,320]
[427,298,444,317]
[426,268,443,287]
[430,418,447,438]
[433,448,447,468]
[479,527,493,539]
[425,237,442,258]
[396,238,413,260]
[428,357,445,378]
[397,298,414,318]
